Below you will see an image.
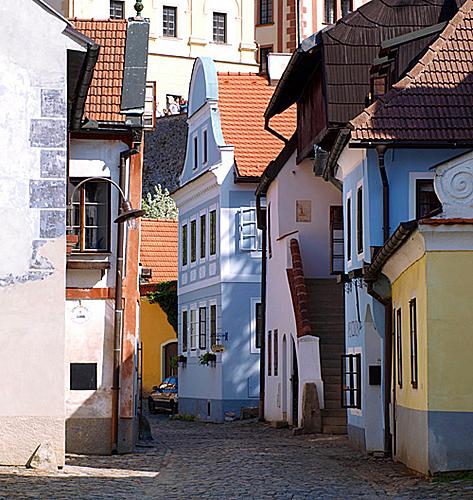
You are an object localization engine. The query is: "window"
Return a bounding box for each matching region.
[396,308,403,388]
[341,354,361,408]
[409,299,418,389]
[193,136,198,169]
[210,210,217,255]
[190,220,196,263]
[182,311,188,352]
[210,304,217,347]
[330,206,344,274]
[256,302,263,349]
[110,0,124,19]
[268,203,272,258]
[341,0,353,17]
[346,196,352,262]
[325,0,336,23]
[144,82,156,129]
[356,186,363,255]
[273,329,278,376]
[200,214,206,259]
[190,309,197,349]
[416,179,441,219]
[70,363,97,390]
[371,76,386,100]
[199,307,207,350]
[203,129,208,164]
[259,46,272,74]
[239,208,262,251]
[267,331,272,376]
[259,0,273,24]
[163,6,177,37]
[213,12,227,43]
[181,224,188,266]
[69,178,110,252]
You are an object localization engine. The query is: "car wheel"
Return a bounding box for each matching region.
[148,397,156,414]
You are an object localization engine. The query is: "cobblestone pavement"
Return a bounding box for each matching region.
[1,414,473,499]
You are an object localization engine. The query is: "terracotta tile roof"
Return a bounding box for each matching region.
[217,72,296,178]
[72,19,127,123]
[350,0,473,143]
[140,218,178,284]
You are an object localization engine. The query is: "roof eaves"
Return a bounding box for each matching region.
[364,221,418,282]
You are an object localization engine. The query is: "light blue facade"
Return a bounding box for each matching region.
[339,146,465,452]
[174,58,261,422]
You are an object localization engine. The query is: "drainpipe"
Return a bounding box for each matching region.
[296,0,302,46]
[111,147,139,454]
[256,193,267,421]
[376,144,392,455]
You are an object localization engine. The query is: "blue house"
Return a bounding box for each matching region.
[328,16,469,459]
[173,57,295,422]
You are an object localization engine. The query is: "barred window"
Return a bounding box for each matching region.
[341,354,361,408]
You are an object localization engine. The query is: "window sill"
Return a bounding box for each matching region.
[160,35,181,41]
[256,22,274,27]
[67,260,111,270]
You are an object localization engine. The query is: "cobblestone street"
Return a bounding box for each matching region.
[1,414,473,499]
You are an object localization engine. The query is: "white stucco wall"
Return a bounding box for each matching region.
[0,1,82,466]
[264,154,341,425]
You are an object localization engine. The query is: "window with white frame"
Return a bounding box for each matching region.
[210,210,217,256]
[356,185,363,255]
[143,82,156,130]
[346,194,352,263]
[110,0,124,19]
[239,208,262,251]
[199,307,207,350]
[163,6,177,37]
[190,309,197,350]
[256,302,263,350]
[203,129,208,164]
[210,304,217,347]
[267,331,272,376]
[273,329,278,376]
[182,310,188,352]
[213,12,227,43]
[416,179,441,219]
[193,136,198,169]
[190,219,196,263]
[181,224,188,266]
[200,214,206,259]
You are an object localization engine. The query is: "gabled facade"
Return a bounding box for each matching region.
[173,57,295,422]
[66,17,149,454]
[256,138,345,432]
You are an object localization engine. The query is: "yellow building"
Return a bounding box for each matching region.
[140,218,179,394]
[366,152,473,475]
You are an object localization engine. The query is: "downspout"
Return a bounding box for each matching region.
[296,0,302,46]
[376,144,392,455]
[256,193,267,421]
[111,147,139,453]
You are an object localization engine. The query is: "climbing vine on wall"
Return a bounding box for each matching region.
[147,281,178,332]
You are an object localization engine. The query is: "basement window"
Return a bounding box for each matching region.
[341,354,361,408]
[70,363,97,390]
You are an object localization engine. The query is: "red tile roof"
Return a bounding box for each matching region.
[140,218,178,284]
[350,0,473,143]
[72,19,127,123]
[217,72,296,178]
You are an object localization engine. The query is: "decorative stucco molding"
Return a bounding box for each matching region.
[434,152,473,218]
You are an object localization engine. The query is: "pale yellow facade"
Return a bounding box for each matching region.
[140,298,177,394]
[50,0,258,107]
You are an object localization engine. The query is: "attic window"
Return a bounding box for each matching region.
[110,0,125,19]
[371,75,387,100]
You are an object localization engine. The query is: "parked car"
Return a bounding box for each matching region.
[148,376,178,414]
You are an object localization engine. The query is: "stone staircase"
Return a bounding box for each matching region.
[305,278,347,435]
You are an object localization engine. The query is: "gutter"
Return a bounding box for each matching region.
[322,128,350,180]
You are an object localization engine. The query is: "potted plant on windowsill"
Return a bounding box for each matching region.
[199,352,217,367]
[177,354,187,367]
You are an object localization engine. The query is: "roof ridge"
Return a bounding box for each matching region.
[71,17,127,23]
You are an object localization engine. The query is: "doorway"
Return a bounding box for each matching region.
[291,338,299,427]
[282,335,288,421]
[163,341,178,378]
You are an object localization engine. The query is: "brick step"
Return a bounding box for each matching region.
[324,399,343,409]
[320,352,344,361]
[322,367,341,376]
[322,416,347,427]
[323,375,342,385]
[320,343,345,352]
[321,359,342,369]
[322,424,347,435]
[322,408,346,417]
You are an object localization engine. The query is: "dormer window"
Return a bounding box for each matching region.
[371,75,387,101]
